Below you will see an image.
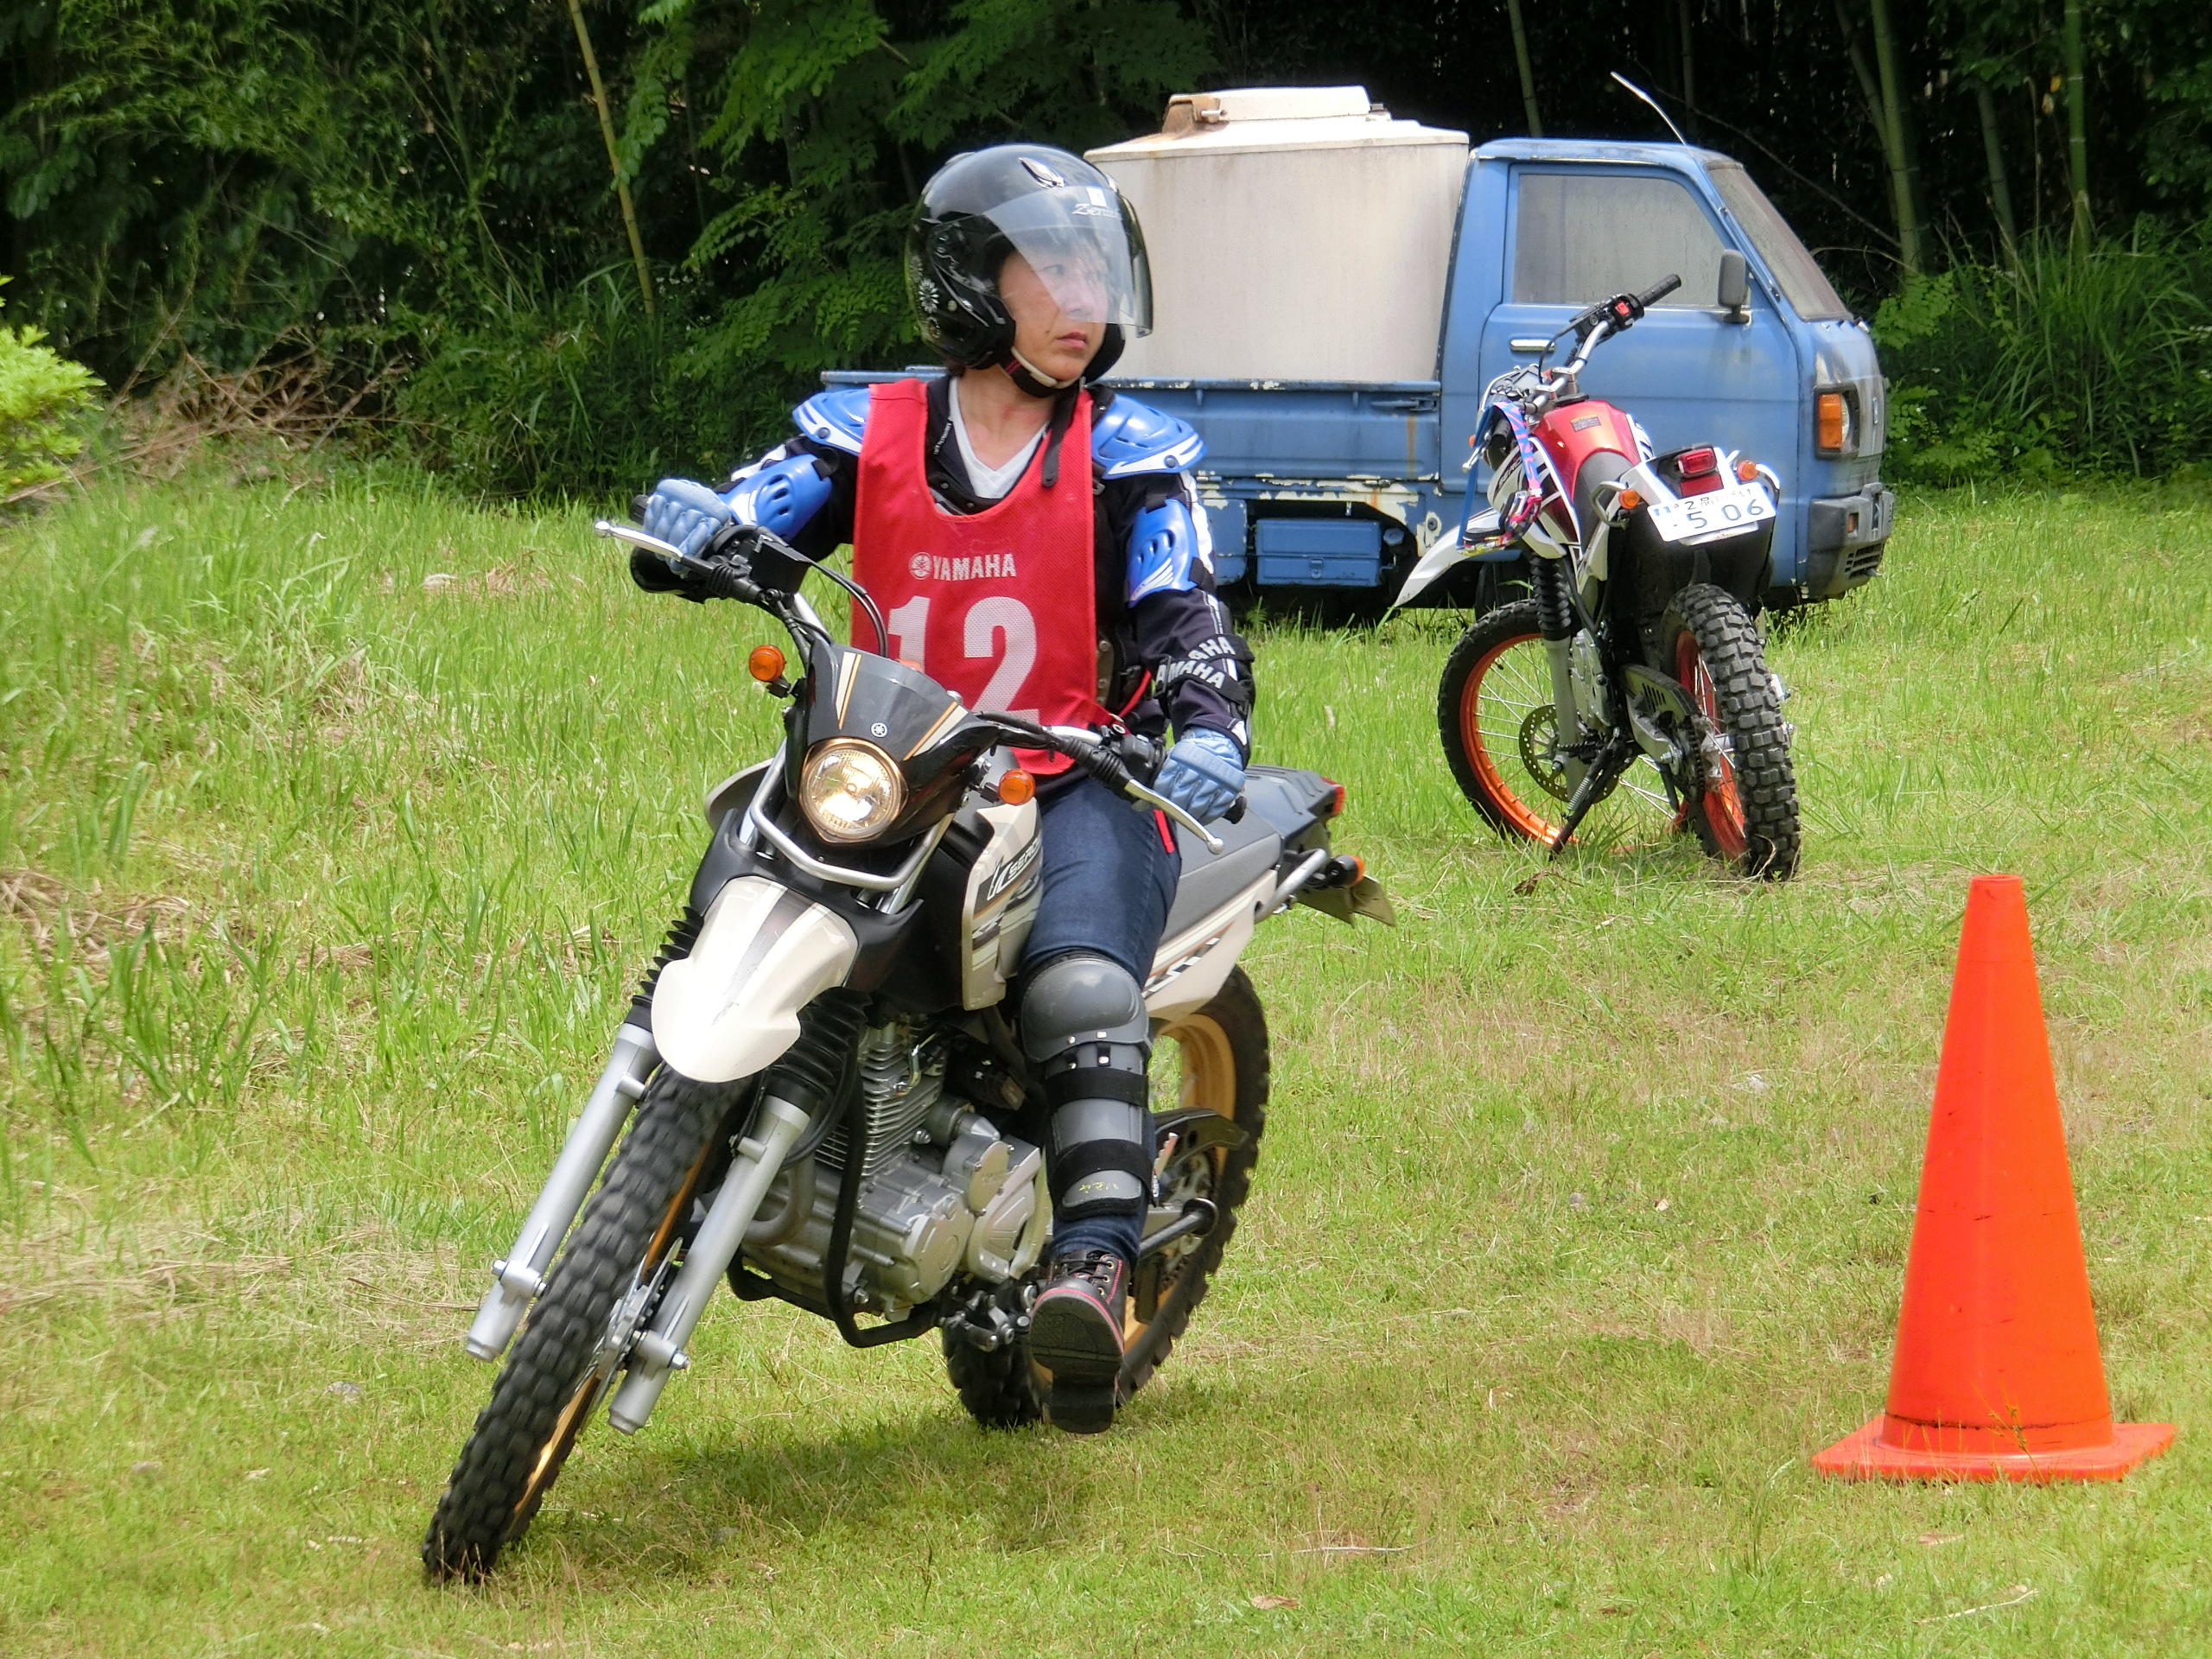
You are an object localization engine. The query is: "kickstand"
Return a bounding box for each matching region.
[1548,734,1635,858]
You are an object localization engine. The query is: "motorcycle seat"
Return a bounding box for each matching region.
[1161,764,1341,938]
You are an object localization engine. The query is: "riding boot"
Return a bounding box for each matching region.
[1018,951,1154,1433]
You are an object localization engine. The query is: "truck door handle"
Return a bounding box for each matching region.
[1509,338,1551,353]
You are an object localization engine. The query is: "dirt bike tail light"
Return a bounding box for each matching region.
[1675,447,1723,497]
[748,645,786,683]
[995,769,1035,806]
[799,740,906,842]
[1323,780,1346,819]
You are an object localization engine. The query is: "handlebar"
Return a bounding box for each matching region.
[977,715,1235,855]
[596,518,887,653]
[594,521,1238,855]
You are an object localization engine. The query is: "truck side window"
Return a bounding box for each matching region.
[1511,172,1723,308]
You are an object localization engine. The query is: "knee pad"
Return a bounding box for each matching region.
[1020,954,1154,1219]
[1020,952,1150,1062]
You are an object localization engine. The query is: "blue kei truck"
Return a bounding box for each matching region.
[831,85,1892,612]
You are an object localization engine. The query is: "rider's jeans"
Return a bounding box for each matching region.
[1020,774,1181,1266]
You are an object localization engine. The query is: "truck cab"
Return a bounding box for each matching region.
[1078,87,1894,609]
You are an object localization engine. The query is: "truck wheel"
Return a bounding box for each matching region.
[1662,583,1801,880]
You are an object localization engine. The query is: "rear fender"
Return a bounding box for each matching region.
[652,876,858,1083]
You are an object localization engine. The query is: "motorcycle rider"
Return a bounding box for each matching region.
[631,144,1254,1434]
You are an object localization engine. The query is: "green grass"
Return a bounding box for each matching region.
[3,469,2209,1656]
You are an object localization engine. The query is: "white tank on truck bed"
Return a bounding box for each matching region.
[1087,86,1468,385]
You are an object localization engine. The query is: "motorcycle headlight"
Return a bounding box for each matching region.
[798,740,906,843]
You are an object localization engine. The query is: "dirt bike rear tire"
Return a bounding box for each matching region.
[422,1071,727,1580]
[1122,965,1268,1395]
[943,967,1269,1429]
[1662,582,1802,880]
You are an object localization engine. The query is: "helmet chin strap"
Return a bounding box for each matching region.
[1004,346,1082,400]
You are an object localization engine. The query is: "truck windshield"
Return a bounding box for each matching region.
[1706,163,1852,321]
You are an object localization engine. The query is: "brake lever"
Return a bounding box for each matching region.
[594,519,715,575]
[1027,724,1230,856]
[1122,777,1227,857]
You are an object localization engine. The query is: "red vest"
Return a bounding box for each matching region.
[851,379,1108,773]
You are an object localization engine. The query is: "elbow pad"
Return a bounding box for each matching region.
[1127,496,1214,602]
[725,450,835,541]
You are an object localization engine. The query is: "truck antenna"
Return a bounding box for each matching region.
[1610,73,1691,149]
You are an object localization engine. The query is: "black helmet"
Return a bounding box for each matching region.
[906,143,1152,392]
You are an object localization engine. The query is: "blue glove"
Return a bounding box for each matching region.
[1155,728,1245,825]
[642,478,735,564]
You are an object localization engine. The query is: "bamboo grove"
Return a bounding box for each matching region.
[4,0,2209,490]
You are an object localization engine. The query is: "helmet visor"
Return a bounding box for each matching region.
[984,185,1153,334]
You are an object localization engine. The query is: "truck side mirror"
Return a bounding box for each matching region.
[1717,250,1751,324]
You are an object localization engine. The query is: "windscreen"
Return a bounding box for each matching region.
[1706,163,1852,321]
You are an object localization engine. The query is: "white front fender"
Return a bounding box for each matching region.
[652,877,859,1084]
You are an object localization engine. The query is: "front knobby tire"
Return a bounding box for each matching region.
[1662,582,1802,880]
[944,967,1270,1428]
[1437,599,1681,851]
[422,1071,728,1580]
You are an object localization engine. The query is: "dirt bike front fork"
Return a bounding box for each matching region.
[467,1022,659,1361]
[606,1092,812,1433]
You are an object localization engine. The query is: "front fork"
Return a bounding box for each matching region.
[467,1021,659,1361]
[1529,552,1588,793]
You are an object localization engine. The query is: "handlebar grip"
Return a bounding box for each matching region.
[1637,274,1682,308]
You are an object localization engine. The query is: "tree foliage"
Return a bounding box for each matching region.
[3,0,2209,489]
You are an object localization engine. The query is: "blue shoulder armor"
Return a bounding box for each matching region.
[1091,396,1204,479]
[793,385,873,455]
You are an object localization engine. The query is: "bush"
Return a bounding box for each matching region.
[392,271,799,498]
[1874,229,2212,483]
[0,278,100,497]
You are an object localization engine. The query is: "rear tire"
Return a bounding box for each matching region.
[1123,966,1268,1395]
[1662,582,1801,880]
[422,1071,729,1580]
[941,968,1270,1427]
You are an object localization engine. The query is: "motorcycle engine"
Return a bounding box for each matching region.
[740,1023,1049,1319]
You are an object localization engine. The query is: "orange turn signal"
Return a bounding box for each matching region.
[1736,459,1760,482]
[747,645,786,683]
[1815,390,1851,454]
[1618,487,1644,513]
[996,769,1035,806]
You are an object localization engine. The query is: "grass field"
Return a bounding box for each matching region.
[3,469,2209,1656]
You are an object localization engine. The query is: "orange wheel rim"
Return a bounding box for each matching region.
[1675,632,1749,859]
[1459,630,1567,842]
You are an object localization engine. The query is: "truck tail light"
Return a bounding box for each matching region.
[1816,390,1855,455]
[1675,446,1723,496]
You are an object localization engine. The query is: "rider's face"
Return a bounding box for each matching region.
[1000,251,1105,386]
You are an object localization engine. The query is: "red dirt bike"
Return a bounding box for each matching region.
[1395,276,1801,879]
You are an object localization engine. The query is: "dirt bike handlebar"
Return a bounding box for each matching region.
[976,715,1236,855]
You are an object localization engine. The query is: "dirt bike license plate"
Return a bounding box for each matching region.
[1647,481,1775,544]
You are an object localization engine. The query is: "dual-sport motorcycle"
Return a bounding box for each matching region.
[1395,275,1802,880]
[423,519,1392,1580]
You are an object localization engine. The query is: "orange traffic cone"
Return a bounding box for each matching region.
[1813,874,2174,1482]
